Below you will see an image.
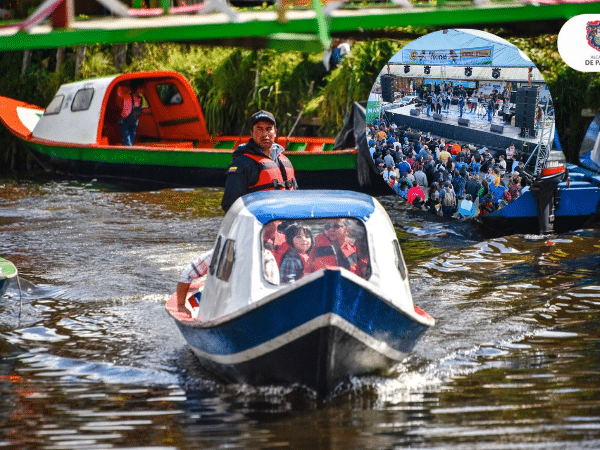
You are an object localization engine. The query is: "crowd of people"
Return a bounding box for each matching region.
[368,118,531,219]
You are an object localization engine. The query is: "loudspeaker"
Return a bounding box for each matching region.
[410,109,420,116]
[519,127,536,138]
[490,124,504,134]
[458,118,470,126]
[433,113,443,121]
[380,74,395,103]
[514,112,536,129]
[510,91,517,103]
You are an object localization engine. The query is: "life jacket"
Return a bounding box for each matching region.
[244,152,296,193]
[264,231,288,266]
[479,200,495,215]
[117,86,142,122]
[310,234,359,275]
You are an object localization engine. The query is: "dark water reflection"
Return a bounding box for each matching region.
[1,179,599,449]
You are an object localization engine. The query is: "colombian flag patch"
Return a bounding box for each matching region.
[228,166,237,173]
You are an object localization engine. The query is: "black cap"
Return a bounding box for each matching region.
[250,110,276,128]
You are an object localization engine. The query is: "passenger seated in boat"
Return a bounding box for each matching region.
[262,220,287,266]
[309,218,364,277]
[279,224,315,284]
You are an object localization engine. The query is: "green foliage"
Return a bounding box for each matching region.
[1,34,599,173]
[80,45,116,79]
[316,40,407,135]
[0,49,79,172]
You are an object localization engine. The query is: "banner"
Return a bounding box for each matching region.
[366,96,382,124]
[423,79,477,89]
[402,47,493,66]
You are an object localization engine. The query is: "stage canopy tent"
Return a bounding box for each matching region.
[385,29,544,83]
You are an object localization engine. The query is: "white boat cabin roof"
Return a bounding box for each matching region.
[198,190,418,322]
[31,71,211,146]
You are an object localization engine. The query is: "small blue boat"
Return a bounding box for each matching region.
[478,148,600,234]
[166,190,434,396]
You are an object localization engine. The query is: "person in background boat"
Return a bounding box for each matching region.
[279,224,315,284]
[221,111,297,212]
[117,80,143,146]
[175,220,284,316]
[309,218,363,277]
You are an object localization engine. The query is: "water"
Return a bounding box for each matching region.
[1,177,599,449]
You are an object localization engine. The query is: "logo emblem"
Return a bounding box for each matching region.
[586,20,600,51]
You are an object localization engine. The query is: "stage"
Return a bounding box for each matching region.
[383,103,550,155]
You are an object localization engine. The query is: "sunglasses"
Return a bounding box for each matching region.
[324,223,344,230]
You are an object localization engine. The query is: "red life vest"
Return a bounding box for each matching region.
[244,153,296,193]
[310,234,359,275]
[117,86,142,120]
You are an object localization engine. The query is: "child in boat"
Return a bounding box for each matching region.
[279,224,314,284]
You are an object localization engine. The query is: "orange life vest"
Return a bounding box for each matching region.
[244,152,296,193]
[310,234,359,275]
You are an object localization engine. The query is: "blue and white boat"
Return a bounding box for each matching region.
[166,190,434,396]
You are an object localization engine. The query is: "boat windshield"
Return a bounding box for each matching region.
[261,217,371,285]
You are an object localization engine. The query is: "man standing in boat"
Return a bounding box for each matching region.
[221,111,297,212]
[117,80,143,146]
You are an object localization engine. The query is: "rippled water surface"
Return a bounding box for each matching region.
[1,177,599,449]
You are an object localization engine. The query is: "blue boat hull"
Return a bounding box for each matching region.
[479,175,600,234]
[173,270,432,396]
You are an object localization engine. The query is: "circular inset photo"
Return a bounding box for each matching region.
[364,29,599,235]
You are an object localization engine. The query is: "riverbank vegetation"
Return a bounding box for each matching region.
[0,32,598,173]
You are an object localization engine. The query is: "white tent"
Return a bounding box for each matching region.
[383,29,544,83]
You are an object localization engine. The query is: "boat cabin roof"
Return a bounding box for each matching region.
[242,190,376,225]
[31,71,210,146]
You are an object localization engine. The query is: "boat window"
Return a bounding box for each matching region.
[71,88,94,112]
[262,217,371,286]
[215,239,235,282]
[209,236,222,276]
[155,83,183,106]
[393,240,408,280]
[44,95,64,115]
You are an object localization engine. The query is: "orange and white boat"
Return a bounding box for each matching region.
[0,70,358,188]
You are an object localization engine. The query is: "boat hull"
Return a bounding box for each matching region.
[168,269,432,396]
[22,138,359,190]
[478,178,600,234]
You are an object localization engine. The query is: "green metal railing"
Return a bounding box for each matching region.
[1,0,599,53]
